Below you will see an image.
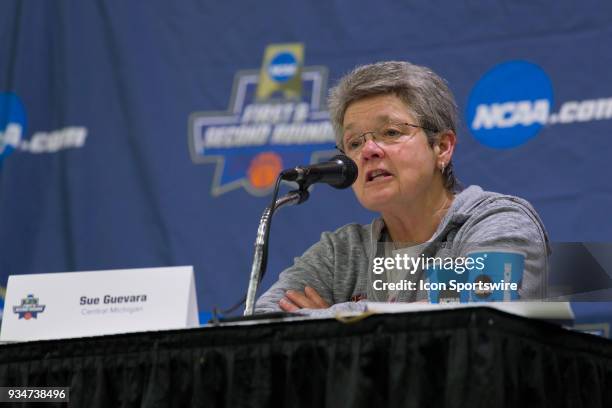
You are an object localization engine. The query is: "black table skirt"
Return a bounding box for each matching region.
[1,308,611,408]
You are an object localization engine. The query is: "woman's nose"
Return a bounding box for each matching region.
[361,137,385,160]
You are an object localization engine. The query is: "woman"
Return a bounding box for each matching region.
[255,61,549,313]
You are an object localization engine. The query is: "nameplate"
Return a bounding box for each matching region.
[0,266,199,342]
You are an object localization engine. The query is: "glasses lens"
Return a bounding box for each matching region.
[344,135,364,155]
[379,124,406,143]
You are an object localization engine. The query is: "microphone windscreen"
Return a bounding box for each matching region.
[330,154,358,189]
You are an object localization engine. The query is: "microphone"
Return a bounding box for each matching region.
[280,155,358,189]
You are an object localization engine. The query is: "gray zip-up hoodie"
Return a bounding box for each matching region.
[255,185,550,313]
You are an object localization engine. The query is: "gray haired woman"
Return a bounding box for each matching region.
[256,61,549,313]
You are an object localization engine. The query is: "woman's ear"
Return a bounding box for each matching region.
[435,130,456,165]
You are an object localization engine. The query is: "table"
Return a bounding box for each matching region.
[1,308,611,407]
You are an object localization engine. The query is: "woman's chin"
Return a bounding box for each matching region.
[359,194,397,213]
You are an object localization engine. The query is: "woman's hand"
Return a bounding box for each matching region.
[279,286,330,312]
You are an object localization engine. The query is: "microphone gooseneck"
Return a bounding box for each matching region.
[242,155,357,316]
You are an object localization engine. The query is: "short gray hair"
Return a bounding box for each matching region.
[328,61,460,191]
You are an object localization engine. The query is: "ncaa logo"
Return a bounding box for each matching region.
[0,92,86,164]
[466,61,553,149]
[0,92,27,165]
[267,52,298,83]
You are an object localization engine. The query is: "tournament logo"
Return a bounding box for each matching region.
[0,92,88,169]
[13,294,46,320]
[189,43,337,196]
[466,60,612,149]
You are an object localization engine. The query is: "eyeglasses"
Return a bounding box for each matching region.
[337,122,438,157]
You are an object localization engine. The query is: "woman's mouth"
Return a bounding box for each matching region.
[366,169,393,183]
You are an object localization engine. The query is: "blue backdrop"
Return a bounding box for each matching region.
[1,1,611,333]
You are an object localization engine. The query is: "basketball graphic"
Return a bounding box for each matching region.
[247,152,283,189]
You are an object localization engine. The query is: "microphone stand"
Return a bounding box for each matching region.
[243,186,310,316]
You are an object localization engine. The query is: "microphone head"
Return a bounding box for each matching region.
[329,154,358,189]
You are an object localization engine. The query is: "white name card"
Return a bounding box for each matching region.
[0,266,199,342]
